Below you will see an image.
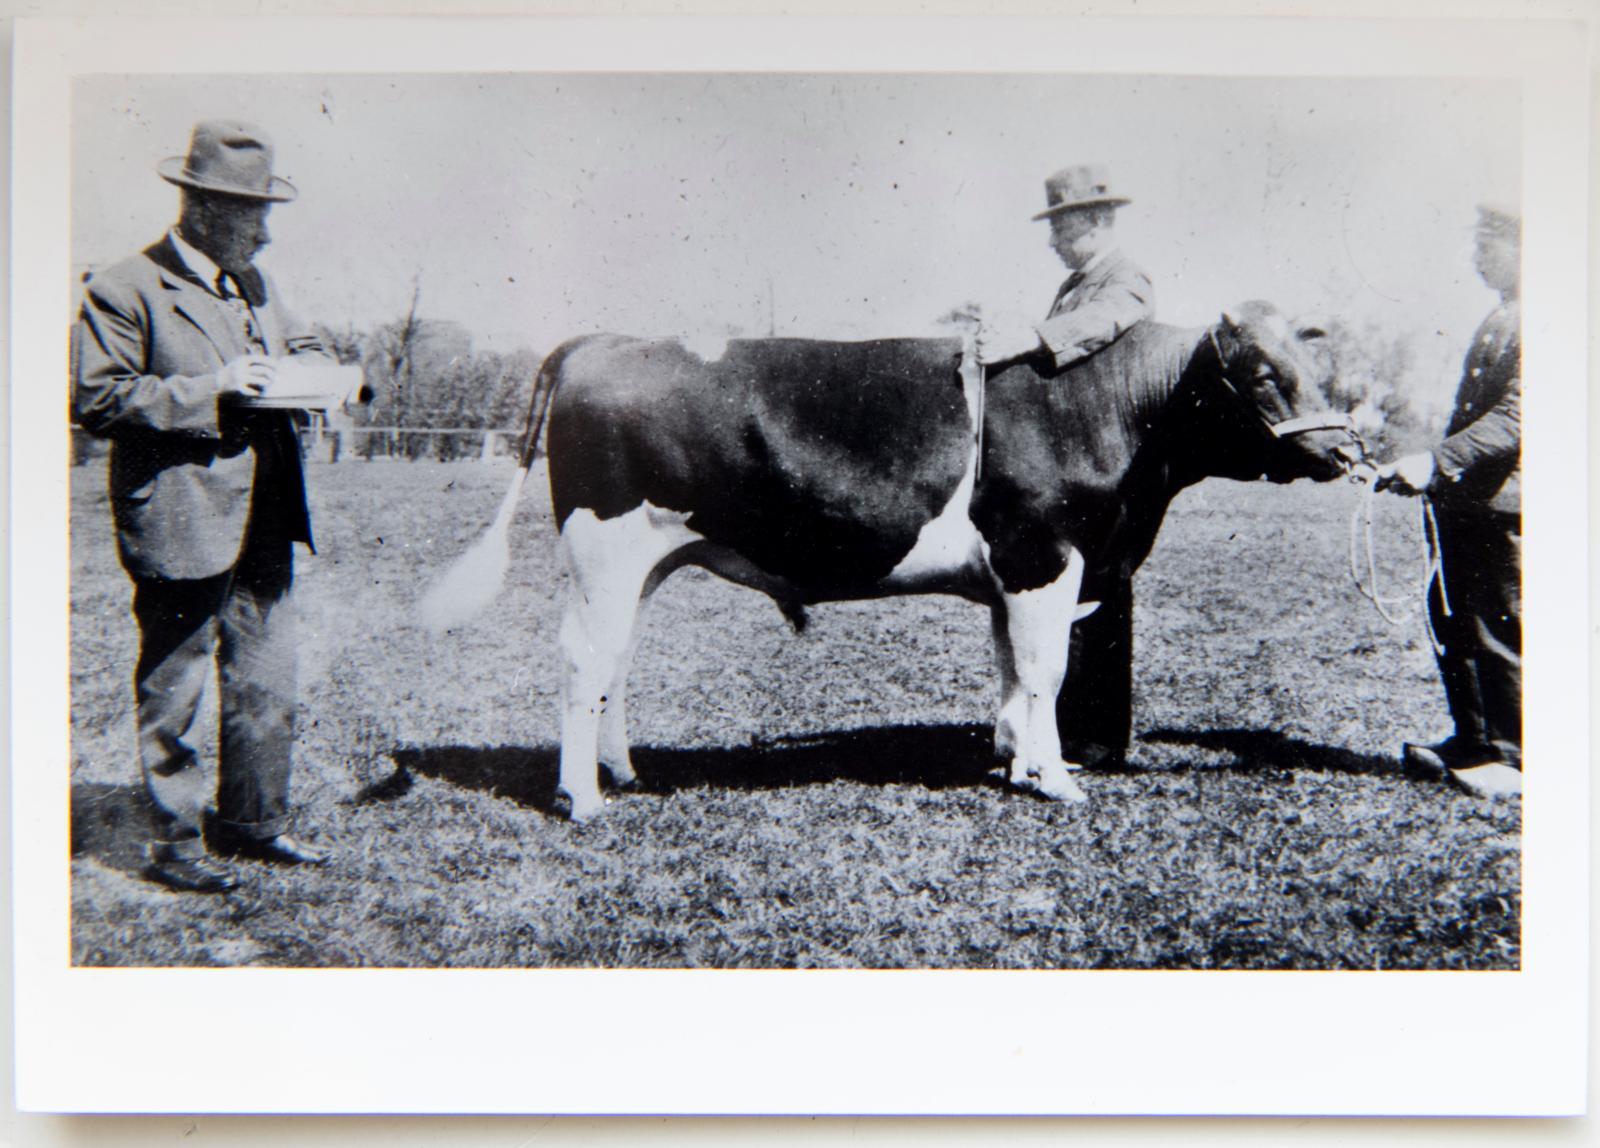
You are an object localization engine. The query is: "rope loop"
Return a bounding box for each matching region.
[1348,481,1450,655]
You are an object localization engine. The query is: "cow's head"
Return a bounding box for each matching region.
[1205,301,1366,483]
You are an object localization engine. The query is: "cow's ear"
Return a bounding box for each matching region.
[1220,310,1240,333]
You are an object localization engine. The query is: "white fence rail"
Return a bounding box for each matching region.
[71,425,527,465]
[309,425,524,463]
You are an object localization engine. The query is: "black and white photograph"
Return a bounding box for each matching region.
[63,67,1529,966]
[12,13,1590,1119]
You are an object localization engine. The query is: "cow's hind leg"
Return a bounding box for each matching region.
[595,562,675,790]
[995,548,1089,804]
[558,506,687,820]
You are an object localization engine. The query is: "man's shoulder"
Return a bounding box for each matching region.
[84,240,174,299]
[1470,298,1520,350]
[1095,248,1152,284]
[1073,250,1152,299]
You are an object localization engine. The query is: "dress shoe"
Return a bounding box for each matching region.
[1449,762,1523,800]
[144,852,238,894]
[218,832,331,866]
[1401,737,1487,781]
[1064,740,1129,772]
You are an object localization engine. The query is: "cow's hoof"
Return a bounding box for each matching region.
[1010,764,1089,804]
[556,788,607,822]
[601,764,640,791]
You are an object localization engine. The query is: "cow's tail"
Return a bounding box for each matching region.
[417,345,566,633]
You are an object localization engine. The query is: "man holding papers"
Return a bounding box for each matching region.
[73,120,337,891]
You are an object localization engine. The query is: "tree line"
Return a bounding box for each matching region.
[315,285,543,462]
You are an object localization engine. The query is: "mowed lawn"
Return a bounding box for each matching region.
[68,457,1520,969]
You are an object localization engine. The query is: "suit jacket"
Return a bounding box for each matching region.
[73,235,324,580]
[1430,297,1520,516]
[1036,248,1156,370]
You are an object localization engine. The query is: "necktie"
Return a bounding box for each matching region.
[215,271,266,352]
[1051,271,1086,315]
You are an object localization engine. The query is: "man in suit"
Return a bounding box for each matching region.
[977,165,1157,771]
[74,120,334,891]
[976,164,1156,371]
[1377,203,1522,800]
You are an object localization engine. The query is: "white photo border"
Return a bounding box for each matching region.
[12,14,1590,1116]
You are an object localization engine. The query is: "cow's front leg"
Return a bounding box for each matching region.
[996,547,1089,804]
[596,672,636,790]
[990,602,1022,762]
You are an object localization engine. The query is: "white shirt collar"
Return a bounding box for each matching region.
[167,227,227,295]
[1076,245,1116,277]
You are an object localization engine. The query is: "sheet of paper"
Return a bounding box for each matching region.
[244,357,367,409]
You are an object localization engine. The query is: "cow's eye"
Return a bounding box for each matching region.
[1255,363,1278,383]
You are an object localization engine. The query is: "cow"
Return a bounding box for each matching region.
[422,301,1363,820]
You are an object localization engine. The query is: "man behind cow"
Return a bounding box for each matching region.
[1377,203,1523,800]
[977,164,1157,770]
[74,119,334,892]
[976,164,1156,372]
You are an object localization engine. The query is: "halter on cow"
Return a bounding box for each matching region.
[422,300,1360,819]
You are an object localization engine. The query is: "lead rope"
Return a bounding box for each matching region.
[975,361,986,480]
[1348,479,1451,655]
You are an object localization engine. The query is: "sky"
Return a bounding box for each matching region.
[73,72,1518,403]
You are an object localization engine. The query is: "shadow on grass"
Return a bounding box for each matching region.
[70,781,157,875]
[391,722,1000,813]
[1141,727,1397,777]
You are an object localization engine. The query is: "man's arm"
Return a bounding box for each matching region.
[1375,358,1520,497]
[1036,263,1155,370]
[73,277,272,437]
[1432,370,1521,488]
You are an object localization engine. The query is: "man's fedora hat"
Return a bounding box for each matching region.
[1032,164,1130,221]
[157,120,297,203]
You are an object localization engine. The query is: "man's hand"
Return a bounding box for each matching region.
[218,353,277,399]
[1374,451,1436,496]
[976,313,1044,366]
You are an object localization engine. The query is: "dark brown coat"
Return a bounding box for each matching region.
[1431,297,1520,515]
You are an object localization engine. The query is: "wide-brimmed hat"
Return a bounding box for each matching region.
[157,120,297,203]
[1031,164,1130,221]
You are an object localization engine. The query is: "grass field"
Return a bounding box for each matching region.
[68,458,1521,969]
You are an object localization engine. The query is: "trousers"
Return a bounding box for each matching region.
[1055,569,1135,762]
[1428,505,1522,765]
[132,527,297,844]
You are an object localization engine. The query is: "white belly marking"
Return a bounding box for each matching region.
[885,453,981,585]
